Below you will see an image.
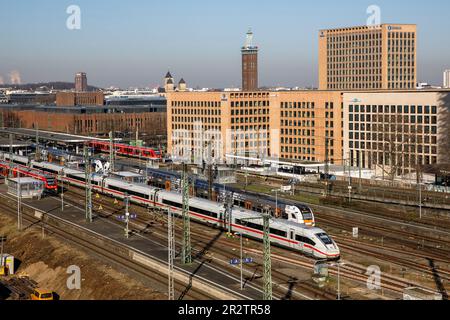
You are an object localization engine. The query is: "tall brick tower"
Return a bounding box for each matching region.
[241,29,258,91]
[75,72,88,92]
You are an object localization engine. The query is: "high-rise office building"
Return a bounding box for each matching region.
[241,29,258,91]
[75,72,88,92]
[444,70,450,88]
[319,24,417,90]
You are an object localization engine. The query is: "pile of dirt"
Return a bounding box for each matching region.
[0,213,166,300]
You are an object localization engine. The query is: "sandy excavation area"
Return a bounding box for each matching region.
[0,212,166,300]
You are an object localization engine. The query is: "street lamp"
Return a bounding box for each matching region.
[271,189,280,217]
[235,232,244,290]
[329,261,346,300]
[418,182,422,220]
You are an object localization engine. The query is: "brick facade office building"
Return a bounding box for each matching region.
[167,87,450,175]
[56,92,105,106]
[167,90,344,165]
[1,105,167,137]
[0,104,167,140]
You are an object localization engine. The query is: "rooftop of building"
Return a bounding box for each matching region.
[0,138,32,148]
[0,128,111,143]
[320,23,417,33]
[166,88,450,95]
[0,103,167,113]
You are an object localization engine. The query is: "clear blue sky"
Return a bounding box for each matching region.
[1,0,449,88]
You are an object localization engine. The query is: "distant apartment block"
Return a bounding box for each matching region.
[319,24,417,90]
[444,70,450,88]
[342,90,450,176]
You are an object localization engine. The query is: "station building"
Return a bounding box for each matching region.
[7,177,44,199]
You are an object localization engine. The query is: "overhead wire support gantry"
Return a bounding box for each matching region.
[84,145,93,223]
[181,162,192,265]
[167,208,175,300]
[240,207,273,300]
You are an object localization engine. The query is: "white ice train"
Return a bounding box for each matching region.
[1,153,340,260]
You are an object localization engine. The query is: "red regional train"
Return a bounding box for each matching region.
[89,141,162,160]
[0,161,58,191]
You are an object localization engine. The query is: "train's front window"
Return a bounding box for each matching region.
[316,233,333,245]
[302,213,313,220]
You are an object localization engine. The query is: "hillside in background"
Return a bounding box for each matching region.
[0,82,101,91]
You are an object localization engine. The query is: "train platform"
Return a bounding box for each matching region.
[0,128,113,144]
[0,185,265,300]
[0,138,32,149]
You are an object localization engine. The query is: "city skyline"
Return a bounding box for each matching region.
[1,0,449,88]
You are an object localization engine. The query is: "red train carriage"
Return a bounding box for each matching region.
[89,141,162,160]
[0,161,58,191]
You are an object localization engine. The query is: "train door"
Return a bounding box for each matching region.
[300,231,314,256]
[289,229,296,249]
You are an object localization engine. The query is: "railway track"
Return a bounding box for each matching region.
[235,170,450,208]
[318,214,450,255]
[0,192,217,300]
[63,185,444,299]
[63,188,336,300]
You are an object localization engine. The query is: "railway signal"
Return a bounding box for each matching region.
[117,214,137,220]
[124,194,131,238]
[118,195,136,239]
[229,258,254,265]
